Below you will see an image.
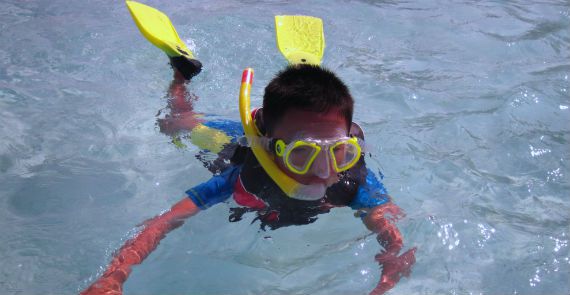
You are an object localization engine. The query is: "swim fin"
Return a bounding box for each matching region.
[274,15,325,65]
[126,1,201,79]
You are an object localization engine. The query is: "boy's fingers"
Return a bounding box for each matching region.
[374,252,394,263]
[398,247,417,277]
[376,246,417,282]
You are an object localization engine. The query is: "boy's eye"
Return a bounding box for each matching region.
[289,146,315,166]
[333,144,346,155]
[290,146,313,157]
[332,144,347,163]
[333,143,359,168]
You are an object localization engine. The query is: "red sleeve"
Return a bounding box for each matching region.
[81,198,199,295]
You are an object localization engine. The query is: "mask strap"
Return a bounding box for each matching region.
[253,107,267,136]
[349,122,365,140]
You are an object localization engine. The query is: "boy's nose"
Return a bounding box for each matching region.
[310,151,332,179]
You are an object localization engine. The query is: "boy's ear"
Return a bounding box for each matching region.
[254,108,267,136]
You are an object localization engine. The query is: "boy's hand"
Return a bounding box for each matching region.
[362,202,416,295]
[371,247,416,295]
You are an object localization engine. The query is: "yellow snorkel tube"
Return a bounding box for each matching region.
[239,69,302,197]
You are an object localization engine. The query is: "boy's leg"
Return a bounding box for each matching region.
[169,56,202,80]
[157,56,203,136]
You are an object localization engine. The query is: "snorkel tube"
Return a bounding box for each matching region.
[239,68,302,197]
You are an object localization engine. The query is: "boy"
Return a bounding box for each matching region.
[83,3,415,293]
[81,58,415,294]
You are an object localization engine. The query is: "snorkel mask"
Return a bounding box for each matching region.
[263,134,363,176]
[239,68,364,201]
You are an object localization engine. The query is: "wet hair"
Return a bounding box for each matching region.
[261,64,354,136]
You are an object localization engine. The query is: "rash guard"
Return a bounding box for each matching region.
[186,119,390,230]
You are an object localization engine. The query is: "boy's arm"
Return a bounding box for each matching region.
[81,197,200,295]
[157,70,204,135]
[82,165,240,295]
[350,170,416,295]
[362,203,416,295]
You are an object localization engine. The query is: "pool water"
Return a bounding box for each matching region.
[1,0,568,294]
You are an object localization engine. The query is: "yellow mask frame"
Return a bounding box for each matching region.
[274,137,362,175]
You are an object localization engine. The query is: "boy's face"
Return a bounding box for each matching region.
[270,107,349,187]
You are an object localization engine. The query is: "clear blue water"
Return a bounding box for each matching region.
[1,0,569,294]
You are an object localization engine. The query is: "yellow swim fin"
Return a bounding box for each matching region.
[126,1,201,79]
[274,15,325,65]
[126,0,194,59]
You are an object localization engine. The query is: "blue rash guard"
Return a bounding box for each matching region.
[186,164,242,210]
[350,169,390,209]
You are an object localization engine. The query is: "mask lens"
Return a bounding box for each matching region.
[331,140,361,171]
[286,143,319,173]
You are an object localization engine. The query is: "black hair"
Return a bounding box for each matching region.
[261,64,354,136]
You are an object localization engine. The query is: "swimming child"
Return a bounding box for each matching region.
[82,3,416,294]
